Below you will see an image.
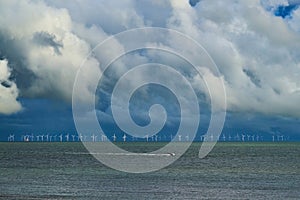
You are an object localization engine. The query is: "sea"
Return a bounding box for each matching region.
[0,142,299,199]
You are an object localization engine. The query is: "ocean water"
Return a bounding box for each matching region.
[0,142,299,199]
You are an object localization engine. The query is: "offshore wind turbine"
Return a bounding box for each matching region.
[178,135,182,142]
[58,134,63,142]
[91,134,96,142]
[185,135,189,141]
[280,135,284,141]
[7,135,10,142]
[200,135,204,142]
[123,134,126,142]
[101,134,107,142]
[79,134,83,141]
[112,134,117,142]
[8,134,14,142]
[72,135,76,142]
[45,134,49,142]
[145,134,149,142]
[222,134,226,141]
[241,134,245,142]
[247,135,251,141]
[65,134,69,142]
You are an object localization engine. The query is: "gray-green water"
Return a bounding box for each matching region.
[0,142,299,199]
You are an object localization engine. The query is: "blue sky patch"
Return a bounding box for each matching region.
[274,4,299,18]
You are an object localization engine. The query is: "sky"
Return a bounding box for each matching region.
[0,0,300,141]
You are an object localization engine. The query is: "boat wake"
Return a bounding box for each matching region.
[66,152,176,157]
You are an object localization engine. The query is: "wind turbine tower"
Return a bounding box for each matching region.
[77,134,82,141]
[59,134,63,142]
[8,134,15,142]
[145,134,149,142]
[45,134,49,142]
[185,135,189,142]
[222,134,226,141]
[280,135,284,141]
[91,134,96,142]
[200,135,205,142]
[65,134,69,142]
[101,134,107,142]
[247,135,251,141]
[112,134,117,142]
[178,135,182,142]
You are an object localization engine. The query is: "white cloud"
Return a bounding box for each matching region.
[0,0,104,105]
[0,59,22,114]
[167,0,300,117]
[288,5,300,32]
[0,0,299,119]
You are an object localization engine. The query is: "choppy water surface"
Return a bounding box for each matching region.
[0,142,299,199]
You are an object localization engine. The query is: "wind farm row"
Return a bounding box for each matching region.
[6,133,288,142]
